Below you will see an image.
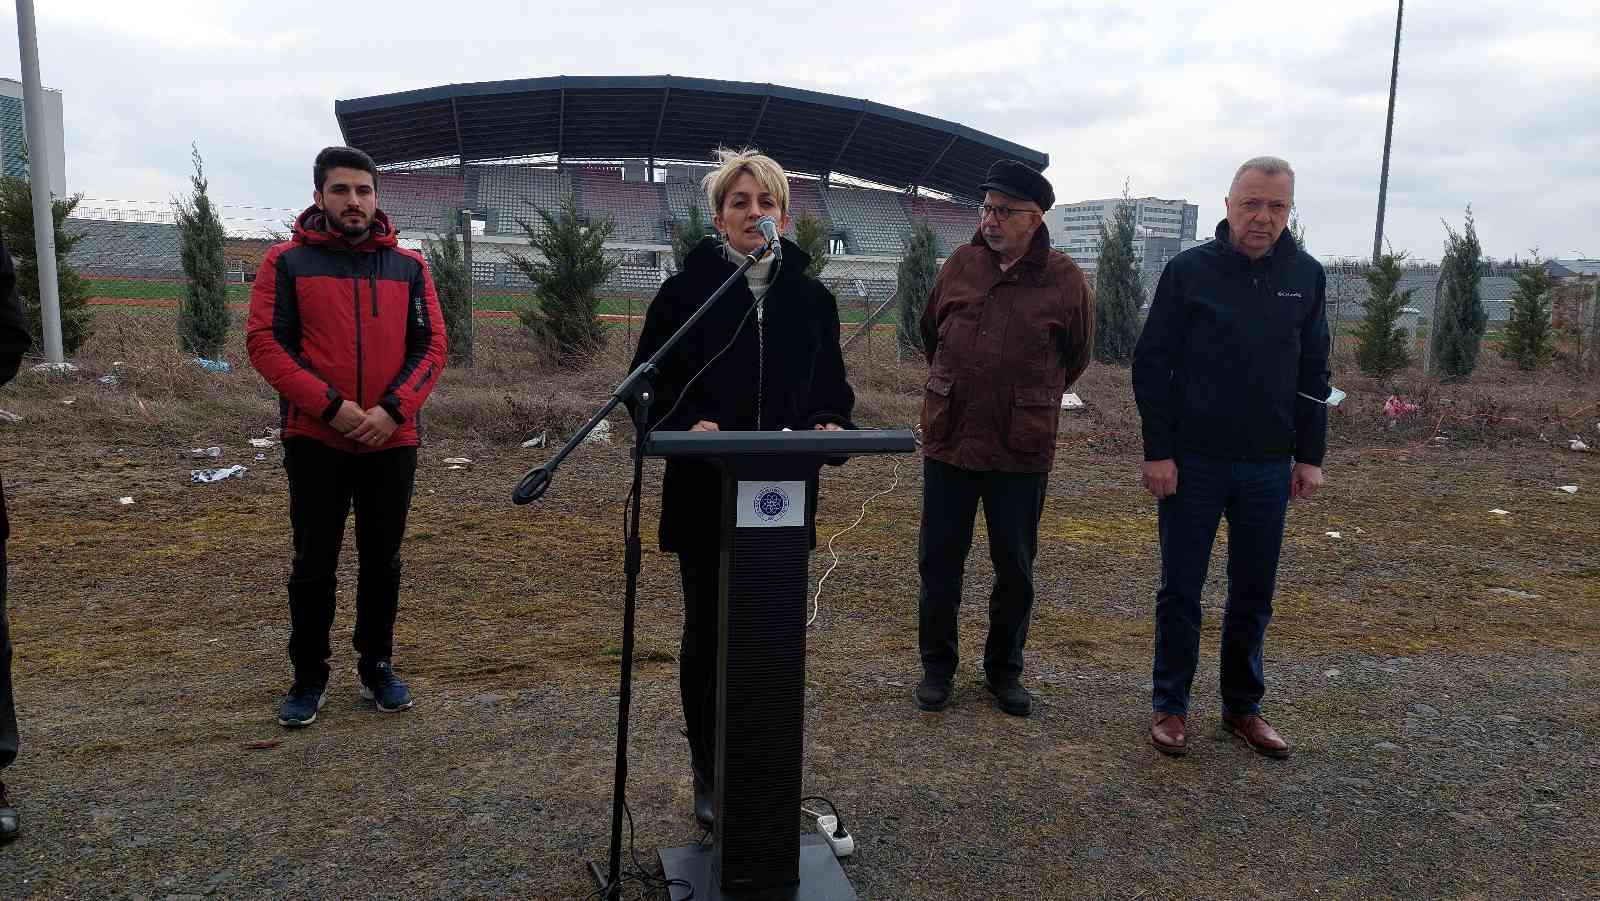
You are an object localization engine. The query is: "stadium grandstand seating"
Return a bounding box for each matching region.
[66,219,184,278]
[821,184,911,256]
[475,165,571,236]
[378,169,465,236]
[573,167,668,244]
[783,178,828,238]
[662,178,708,224]
[903,195,980,255]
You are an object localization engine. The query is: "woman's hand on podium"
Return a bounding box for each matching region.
[690,420,720,431]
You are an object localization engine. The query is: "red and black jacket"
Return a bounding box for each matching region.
[246,206,447,452]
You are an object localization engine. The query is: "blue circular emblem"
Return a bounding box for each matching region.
[754,485,790,522]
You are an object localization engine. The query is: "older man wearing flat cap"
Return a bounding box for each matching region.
[914,160,1094,717]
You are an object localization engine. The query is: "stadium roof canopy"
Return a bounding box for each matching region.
[335,75,1047,202]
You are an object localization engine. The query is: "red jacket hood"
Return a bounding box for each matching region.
[292,205,400,251]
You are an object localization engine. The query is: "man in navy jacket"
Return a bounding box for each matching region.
[1132,156,1331,759]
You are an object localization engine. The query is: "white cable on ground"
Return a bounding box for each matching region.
[809,459,901,627]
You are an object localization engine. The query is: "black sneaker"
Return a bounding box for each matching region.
[985,679,1032,717]
[0,780,19,841]
[915,674,953,712]
[278,681,326,728]
[359,659,414,712]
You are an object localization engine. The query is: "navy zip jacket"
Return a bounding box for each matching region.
[1132,220,1331,466]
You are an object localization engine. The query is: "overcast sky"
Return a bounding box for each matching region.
[3,0,1596,261]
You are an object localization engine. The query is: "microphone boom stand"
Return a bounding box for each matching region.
[512,238,775,901]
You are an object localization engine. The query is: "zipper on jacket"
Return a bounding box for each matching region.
[352,274,365,407]
[370,252,380,318]
[755,299,765,429]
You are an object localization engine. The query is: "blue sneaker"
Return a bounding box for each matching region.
[278,681,326,728]
[359,659,413,712]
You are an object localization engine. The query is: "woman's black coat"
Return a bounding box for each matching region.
[628,236,855,554]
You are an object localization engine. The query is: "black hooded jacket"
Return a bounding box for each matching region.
[1132,220,1331,466]
[629,236,855,553]
[0,235,30,388]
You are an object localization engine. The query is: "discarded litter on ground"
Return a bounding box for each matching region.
[585,420,614,443]
[117,497,134,506]
[1489,508,1510,516]
[521,431,548,449]
[1060,393,1084,410]
[1571,438,1590,452]
[442,457,472,465]
[190,358,232,374]
[1326,531,1342,539]
[1384,396,1419,417]
[0,409,21,423]
[188,446,222,458]
[1558,485,1579,494]
[191,465,247,483]
[248,437,275,448]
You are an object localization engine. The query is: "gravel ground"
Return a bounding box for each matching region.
[0,376,1596,899]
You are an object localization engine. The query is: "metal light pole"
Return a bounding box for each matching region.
[1372,0,1404,264]
[14,0,63,362]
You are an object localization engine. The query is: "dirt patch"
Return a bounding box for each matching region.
[0,333,1597,898]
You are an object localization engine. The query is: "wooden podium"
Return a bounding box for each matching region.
[645,430,915,901]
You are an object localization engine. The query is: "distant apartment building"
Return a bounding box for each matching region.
[0,77,66,196]
[1045,196,1198,272]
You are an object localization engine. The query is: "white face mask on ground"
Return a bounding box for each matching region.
[1298,386,1346,407]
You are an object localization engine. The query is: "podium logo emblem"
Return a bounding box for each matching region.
[753,485,791,522]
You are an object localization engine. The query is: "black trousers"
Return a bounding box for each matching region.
[678,546,721,784]
[283,438,418,685]
[1,480,16,770]
[917,457,1049,683]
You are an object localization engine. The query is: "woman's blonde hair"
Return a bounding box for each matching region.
[701,147,789,217]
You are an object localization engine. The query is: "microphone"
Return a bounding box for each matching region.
[757,216,782,261]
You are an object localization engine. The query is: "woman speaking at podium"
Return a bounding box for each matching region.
[628,148,855,829]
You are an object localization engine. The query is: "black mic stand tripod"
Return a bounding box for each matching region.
[512,235,777,901]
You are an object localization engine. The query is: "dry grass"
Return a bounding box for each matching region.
[2,308,1598,899]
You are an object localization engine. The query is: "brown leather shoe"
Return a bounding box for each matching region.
[1222,713,1292,759]
[1150,713,1187,756]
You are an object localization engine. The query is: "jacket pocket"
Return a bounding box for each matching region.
[1006,386,1058,454]
[921,374,956,442]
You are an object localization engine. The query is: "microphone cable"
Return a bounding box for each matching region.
[808,456,903,627]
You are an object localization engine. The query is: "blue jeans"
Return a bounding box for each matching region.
[1151,453,1291,717]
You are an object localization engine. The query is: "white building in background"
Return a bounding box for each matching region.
[1045,196,1199,272]
[0,76,66,197]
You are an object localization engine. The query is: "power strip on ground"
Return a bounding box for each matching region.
[815,814,854,858]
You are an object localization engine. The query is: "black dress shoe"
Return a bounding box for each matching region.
[985,679,1032,717]
[0,780,19,842]
[692,774,714,829]
[915,675,953,711]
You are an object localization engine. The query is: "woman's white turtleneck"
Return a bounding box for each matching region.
[722,242,776,301]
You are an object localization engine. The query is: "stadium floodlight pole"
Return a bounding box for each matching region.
[14,0,64,363]
[513,234,777,901]
[1372,0,1404,264]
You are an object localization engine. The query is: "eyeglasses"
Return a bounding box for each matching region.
[980,204,1041,222]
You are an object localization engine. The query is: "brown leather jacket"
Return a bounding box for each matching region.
[919,225,1094,472]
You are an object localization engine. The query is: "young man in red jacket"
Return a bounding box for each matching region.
[247,146,447,728]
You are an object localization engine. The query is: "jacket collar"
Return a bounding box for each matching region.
[293,205,399,251]
[685,235,811,281]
